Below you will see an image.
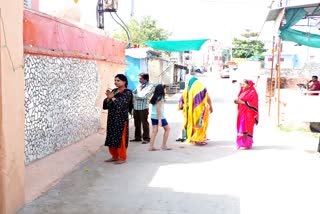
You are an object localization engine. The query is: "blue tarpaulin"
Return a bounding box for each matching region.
[125,56,141,90]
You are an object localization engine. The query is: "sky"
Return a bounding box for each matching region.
[40,0,275,44]
[116,0,273,42]
[114,0,274,44]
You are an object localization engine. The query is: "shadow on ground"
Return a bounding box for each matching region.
[19,120,241,214]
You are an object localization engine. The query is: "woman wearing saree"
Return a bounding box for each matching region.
[234,79,259,150]
[103,74,133,164]
[178,76,213,145]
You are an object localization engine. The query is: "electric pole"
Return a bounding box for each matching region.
[131,0,135,17]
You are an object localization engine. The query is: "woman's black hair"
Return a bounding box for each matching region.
[115,74,128,88]
[150,84,165,105]
[139,73,149,82]
[114,74,133,114]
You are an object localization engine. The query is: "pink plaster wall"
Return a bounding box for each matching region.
[23,9,126,64]
[0,1,25,213]
[32,0,39,10]
[96,62,125,130]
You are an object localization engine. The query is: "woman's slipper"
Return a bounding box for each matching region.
[195,142,207,146]
[114,160,126,164]
[148,148,160,151]
[238,146,251,150]
[161,147,172,151]
[104,158,118,162]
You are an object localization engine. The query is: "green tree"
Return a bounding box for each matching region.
[232,30,266,59]
[113,16,171,47]
[241,29,259,39]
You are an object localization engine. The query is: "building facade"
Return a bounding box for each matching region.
[202,39,223,72]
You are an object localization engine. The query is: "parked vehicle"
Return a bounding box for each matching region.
[230,67,261,85]
[230,61,262,84]
[220,68,230,78]
[225,61,238,69]
[194,68,203,74]
[220,67,237,79]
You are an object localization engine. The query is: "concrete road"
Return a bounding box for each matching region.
[19,73,320,214]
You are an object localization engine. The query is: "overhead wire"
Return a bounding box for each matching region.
[110,12,132,48]
[114,12,132,46]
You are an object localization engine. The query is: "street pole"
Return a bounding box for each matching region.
[131,0,135,17]
[268,36,275,117]
[276,37,282,127]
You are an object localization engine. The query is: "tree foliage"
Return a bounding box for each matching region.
[232,30,266,59]
[113,16,171,47]
[240,29,259,39]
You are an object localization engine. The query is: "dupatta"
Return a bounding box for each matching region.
[237,80,259,136]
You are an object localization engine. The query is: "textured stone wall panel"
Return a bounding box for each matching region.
[264,62,320,77]
[24,55,100,164]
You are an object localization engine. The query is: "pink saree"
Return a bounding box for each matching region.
[236,80,259,149]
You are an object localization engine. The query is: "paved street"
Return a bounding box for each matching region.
[19,73,320,214]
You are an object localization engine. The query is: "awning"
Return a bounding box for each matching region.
[265,3,320,48]
[280,7,320,48]
[144,39,209,52]
[265,3,320,21]
[266,8,284,22]
[280,28,320,48]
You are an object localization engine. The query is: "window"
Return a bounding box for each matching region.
[24,0,32,8]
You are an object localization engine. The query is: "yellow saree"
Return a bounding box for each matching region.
[179,77,210,143]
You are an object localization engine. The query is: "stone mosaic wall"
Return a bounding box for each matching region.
[264,62,320,77]
[24,55,101,164]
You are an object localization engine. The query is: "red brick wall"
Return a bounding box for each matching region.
[266,77,309,97]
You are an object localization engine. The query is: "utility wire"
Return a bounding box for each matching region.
[114,12,132,47]
[110,12,132,48]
